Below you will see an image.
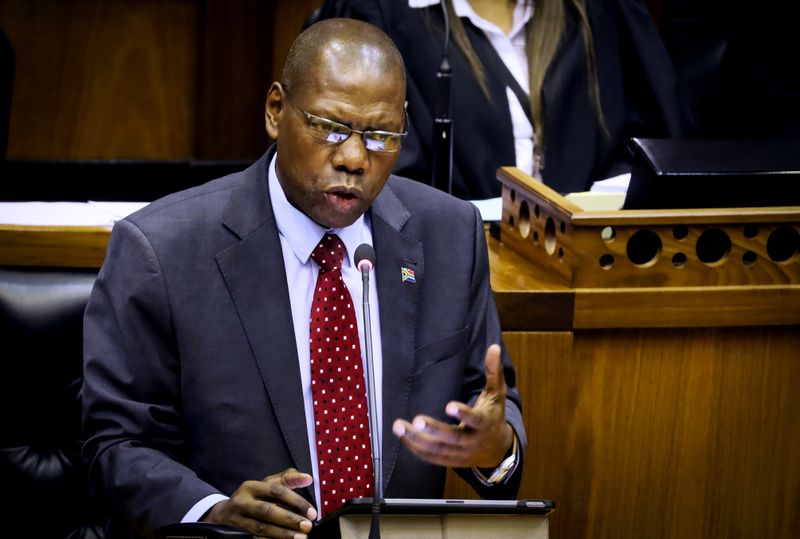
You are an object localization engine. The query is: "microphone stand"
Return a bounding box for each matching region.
[359,254,382,539]
[432,0,453,194]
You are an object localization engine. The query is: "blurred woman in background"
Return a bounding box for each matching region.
[316,0,687,199]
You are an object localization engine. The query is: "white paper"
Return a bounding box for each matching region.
[470,197,502,222]
[564,191,626,211]
[589,173,631,193]
[0,201,149,226]
[87,201,149,219]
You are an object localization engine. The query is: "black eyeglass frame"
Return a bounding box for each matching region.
[282,86,408,153]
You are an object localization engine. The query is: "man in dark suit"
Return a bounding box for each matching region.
[82,18,525,539]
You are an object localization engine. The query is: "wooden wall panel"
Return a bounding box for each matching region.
[565,327,800,538]
[0,0,198,159]
[0,0,322,161]
[195,0,273,159]
[447,327,800,539]
[270,0,324,86]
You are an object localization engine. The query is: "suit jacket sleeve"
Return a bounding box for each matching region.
[82,219,221,535]
[453,204,526,499]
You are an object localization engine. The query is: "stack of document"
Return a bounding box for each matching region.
[0,201,149,226]
[564,173,629,211]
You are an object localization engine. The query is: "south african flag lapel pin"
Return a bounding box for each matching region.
[401,266,416,283]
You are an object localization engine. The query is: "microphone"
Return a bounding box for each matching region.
[354,243,381,539]
[432,0,453,194]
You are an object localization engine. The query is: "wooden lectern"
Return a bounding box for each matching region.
[439,167,800,538]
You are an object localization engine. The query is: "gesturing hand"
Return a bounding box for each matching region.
[202,468,317,538]
[391,344,514,469]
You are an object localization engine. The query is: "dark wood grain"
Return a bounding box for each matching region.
[1,0,198,159]
[0,0,321,160]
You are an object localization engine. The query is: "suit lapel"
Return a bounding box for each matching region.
[369,181,423,492]
[215,149,314,501]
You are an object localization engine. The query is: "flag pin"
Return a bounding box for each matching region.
[401,267,416,283]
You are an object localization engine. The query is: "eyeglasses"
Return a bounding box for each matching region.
[284,89,407,153]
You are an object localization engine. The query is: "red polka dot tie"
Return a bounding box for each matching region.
[309,233,374,516]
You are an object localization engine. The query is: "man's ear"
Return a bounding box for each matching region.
[265,82,284,140]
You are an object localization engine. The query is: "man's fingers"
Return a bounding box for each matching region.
[236,497,313,536]
[390,347,512,470]
[260,469,317,521]
[237,515,312,539]
[204,476,315,538]
[277,468,314,490]
[483,344,507,394]
[446,400,490,431]
[412,414,474,445]
[392,418,473,466]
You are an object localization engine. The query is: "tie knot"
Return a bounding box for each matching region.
[311,234,346,272]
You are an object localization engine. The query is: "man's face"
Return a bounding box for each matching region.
[265,63,406,229]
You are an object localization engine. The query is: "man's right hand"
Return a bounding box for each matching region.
[202,468,317,538]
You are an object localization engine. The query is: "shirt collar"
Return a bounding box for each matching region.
[268,153,369,269]
[409,0,533,38]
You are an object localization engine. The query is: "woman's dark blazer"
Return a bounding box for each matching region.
[317,0,687,198]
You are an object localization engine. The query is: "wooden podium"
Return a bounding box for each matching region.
[443,167,800,538]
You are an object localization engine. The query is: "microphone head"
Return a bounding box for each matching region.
[354,243,376,273]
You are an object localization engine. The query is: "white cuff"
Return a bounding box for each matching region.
[181,494,230,523]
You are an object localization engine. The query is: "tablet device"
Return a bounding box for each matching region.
[313,497,555,537]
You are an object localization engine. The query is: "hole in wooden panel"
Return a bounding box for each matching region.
[742,251,757,265]
[626,229,662,266]
[743,224,758,239]
[696,228,731,265]
[766,226,799,263]
[510,189,516,203]
[518,200,531,239]
[672,252,687,267]
[545,217,557,255]
[601,226,616,242]
[599,253,614,269]
[673,225,689,240]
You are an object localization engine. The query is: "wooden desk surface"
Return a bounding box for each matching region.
[0,224,111,268]
[2,223,799,328]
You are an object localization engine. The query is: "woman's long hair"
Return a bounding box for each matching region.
[444,0,607,172]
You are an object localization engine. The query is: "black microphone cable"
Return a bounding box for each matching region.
[432,0,454,195]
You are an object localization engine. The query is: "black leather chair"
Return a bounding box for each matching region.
[0,267,105,538]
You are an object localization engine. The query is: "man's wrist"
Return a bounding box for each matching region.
[472,429,519,486]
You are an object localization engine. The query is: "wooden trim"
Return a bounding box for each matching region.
[0,225,111,268]
[573,285,800,328]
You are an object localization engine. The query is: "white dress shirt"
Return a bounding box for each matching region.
[182,153,384,522]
